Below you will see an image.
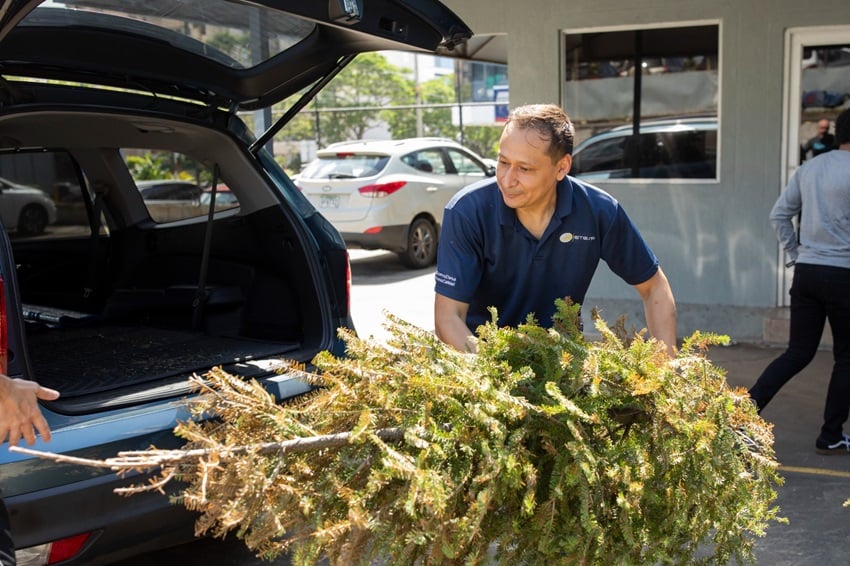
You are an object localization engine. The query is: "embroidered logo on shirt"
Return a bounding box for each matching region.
[560,232,595,243]
[435,270,457,287]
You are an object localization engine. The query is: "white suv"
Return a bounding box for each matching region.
[296,138,495,268]
[0,177,57,236]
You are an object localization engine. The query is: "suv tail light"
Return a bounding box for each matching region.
[345,251,352,317]
[16,532,91,565]
[357,181,406,198]
[0,275,7,373]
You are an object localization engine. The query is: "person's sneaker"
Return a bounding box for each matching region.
[816,433,850,455]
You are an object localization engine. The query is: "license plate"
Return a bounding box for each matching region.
[320,195,340,208]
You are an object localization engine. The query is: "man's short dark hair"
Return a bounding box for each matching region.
[505,104,575,161]
[835,108,850,146]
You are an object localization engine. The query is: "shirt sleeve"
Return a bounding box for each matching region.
[600,205,659,285]
[434,203,483,303]
[769,169,802,261]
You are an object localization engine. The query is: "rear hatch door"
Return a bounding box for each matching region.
[0,0,472,111]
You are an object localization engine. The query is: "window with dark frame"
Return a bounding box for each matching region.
[563,24,719,181]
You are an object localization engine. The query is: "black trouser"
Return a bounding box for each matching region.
[0,499,14,566]
[749,263,850,442]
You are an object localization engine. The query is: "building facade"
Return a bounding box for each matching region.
[442,0,850,344]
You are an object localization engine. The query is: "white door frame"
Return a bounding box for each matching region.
[779,26,850,305]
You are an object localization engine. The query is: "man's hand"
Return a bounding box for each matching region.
[434,294,477,353]
[0,375,60,446]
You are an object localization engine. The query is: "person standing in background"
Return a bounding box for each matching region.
[800,118,835,162]
[749,108,850,454]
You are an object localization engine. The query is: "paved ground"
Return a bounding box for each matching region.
[707,341,850,565]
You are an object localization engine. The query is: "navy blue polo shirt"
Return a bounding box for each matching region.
[434,176,659,332]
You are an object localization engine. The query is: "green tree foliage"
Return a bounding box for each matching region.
[384,76,458,140]
[154,301,781,565]
[314,53,414,144]
[124,151,213,186]
[462,125,502,161]
[125,153,169,180]
[270,53,414,159]
[207,30,250,65]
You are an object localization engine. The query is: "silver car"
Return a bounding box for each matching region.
[297,137,495,268]
[0,177,57,236]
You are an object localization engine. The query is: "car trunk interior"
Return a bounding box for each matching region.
[1,105,329,412]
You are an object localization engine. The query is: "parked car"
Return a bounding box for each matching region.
[296,138,495,268]
[199,185,239,208]
[0,1,471,565]
[570,116,718,181]
[0,177,57,236]
[136,180,202,202]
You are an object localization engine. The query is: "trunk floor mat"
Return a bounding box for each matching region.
[26,325,298,397]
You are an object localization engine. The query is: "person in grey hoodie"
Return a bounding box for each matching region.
[749,107,850,455]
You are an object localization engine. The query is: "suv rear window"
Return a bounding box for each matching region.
[123,148,239,222]
[20,1,315,70]
[299,155,390,180]
[0,150,91,239]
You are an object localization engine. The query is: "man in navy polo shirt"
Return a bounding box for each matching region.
[434,103,676,354]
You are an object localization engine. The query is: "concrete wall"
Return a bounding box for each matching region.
[442,0,850,342]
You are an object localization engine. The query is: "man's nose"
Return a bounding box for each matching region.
[499,165,517,185]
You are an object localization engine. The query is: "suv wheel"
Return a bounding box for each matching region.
[17,204,48,236]
[399,217,437,269]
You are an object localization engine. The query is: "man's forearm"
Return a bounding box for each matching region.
[638,271,677,355]
[645,299,677,355]
[435,319,477,353]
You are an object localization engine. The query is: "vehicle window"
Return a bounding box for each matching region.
[563,24,719,180]
[137,181,202,202]
[661,130,717,178]
[401,153,432,172]
[21,1,315,70]
[571,129,718,180]
[446,149,488,176]
[570,137,626,175]
[200,186,239,209]
[122,149,236,222]
[300,155,390,179]
[404,150,446,175]
[0,150,92,240]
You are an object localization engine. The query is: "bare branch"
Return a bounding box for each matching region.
[9,427,405,473]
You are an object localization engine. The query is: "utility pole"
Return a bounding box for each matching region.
[414,54,424,137]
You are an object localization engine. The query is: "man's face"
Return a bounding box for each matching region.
[818,120,830,136]
[496,123,571,211]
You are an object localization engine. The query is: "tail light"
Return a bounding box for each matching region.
[0,275,7,374]
[16,532,92,565]
[357,181,406,198]
[345,251,352,317]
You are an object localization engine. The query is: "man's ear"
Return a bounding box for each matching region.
[557,154,573,179]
